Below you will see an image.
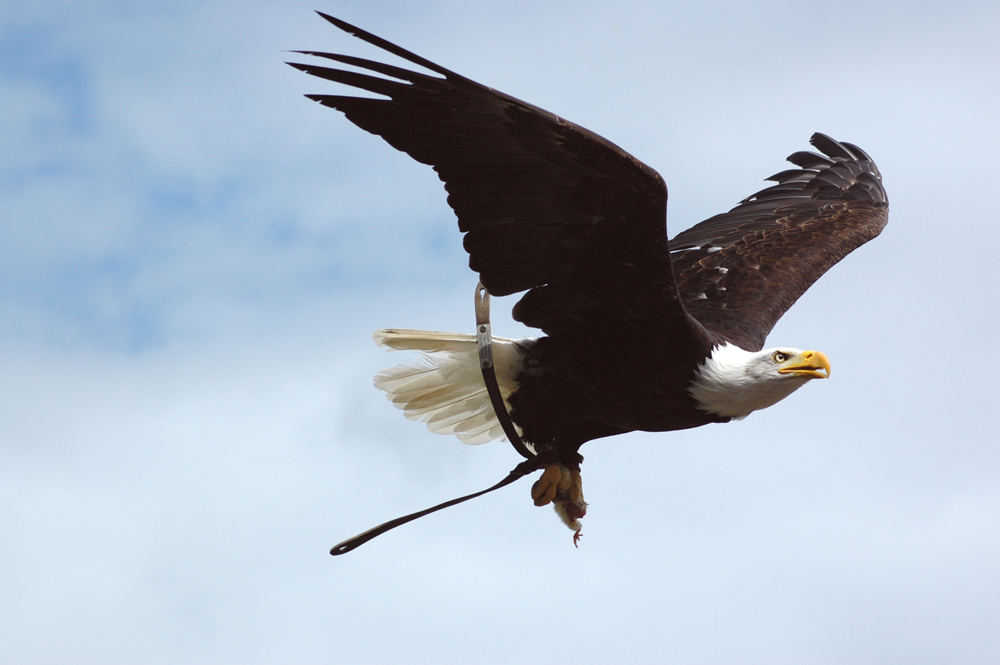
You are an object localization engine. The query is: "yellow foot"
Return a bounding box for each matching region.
[530,465,563,506]
[530,464,588,537]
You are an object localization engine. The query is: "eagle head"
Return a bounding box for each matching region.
[689,343,831,420]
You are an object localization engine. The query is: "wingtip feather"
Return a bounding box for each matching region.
[810,132,854,161]
[308,10,461,80]
[314,11,355,33]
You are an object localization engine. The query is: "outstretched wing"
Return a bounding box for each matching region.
[288,13,689,339]
[668,133,888,351]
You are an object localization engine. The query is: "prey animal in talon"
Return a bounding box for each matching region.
[552,468,587,531]
[292,13,888,554]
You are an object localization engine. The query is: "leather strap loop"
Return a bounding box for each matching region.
[474,282,536,460]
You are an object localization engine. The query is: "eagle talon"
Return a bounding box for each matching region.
[573,530,582,548]
[532,464,588,539]
[530,465,563,506]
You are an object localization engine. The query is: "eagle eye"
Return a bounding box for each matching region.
[772,351,789,363]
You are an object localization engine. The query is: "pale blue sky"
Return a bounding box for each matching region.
[3,2,999,663]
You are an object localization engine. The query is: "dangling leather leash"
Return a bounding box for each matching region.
[330,457,539,555]
[329,282,539,556]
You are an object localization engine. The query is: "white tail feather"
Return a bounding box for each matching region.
[373,328,522,445]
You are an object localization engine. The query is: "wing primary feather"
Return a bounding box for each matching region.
[841,141,874,162]
[815,168,854,190]
[786,150,833,169]
[290,50,444,86]
[314,11,468,82]
[288,62,409,98]
[809,132,854,160]
[766,168,817,183]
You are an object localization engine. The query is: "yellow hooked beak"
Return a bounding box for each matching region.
[777,350,831,379]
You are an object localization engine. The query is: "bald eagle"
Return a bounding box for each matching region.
[289,13,888,553]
